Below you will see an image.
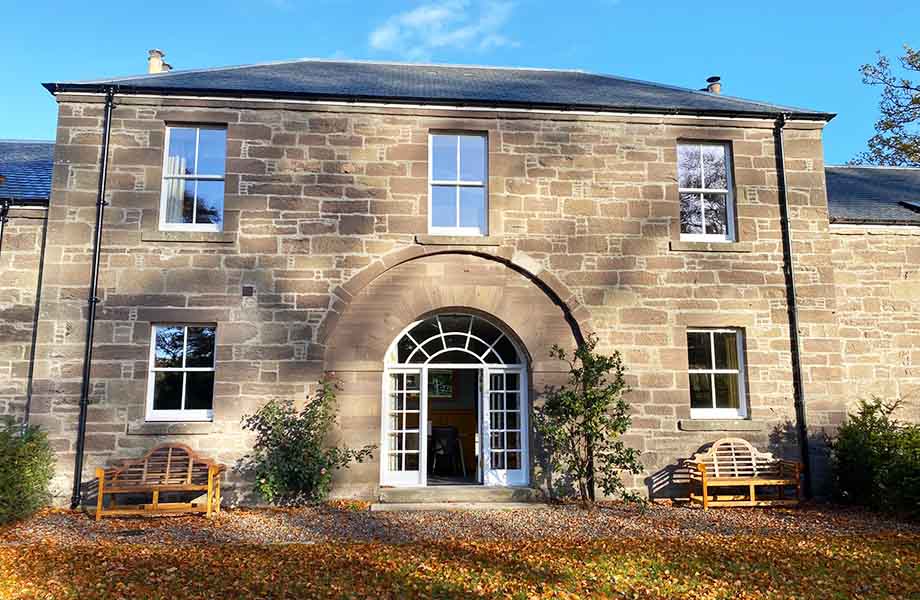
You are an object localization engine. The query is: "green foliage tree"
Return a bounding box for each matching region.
[0,421,55,524]
[854,45,920,166]
[534,334,644,508]
[831,397,920,518]
[240,378,375,505]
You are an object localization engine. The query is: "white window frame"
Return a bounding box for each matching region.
[687,328,748,420]
[145,324,216,422]
[158,125,226,233]
[677,142,736,242]
[428,132,489,236]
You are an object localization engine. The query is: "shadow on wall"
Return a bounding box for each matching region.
[643,421,832,501]
[768,419,832,498]
[532,422,575,502]
[529,382,581,502]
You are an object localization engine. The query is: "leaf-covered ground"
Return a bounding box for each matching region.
[1,504,917,599]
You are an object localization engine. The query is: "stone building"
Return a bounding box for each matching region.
[1,56,918,505]
[0,140,53,427]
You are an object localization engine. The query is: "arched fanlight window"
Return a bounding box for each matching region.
[387,313,521,365]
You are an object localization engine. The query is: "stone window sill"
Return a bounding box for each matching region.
[669,240,752,253]
[127,422,216,436]
[141,231,236,243]
[678,419,763,432]
[415,234,503,247]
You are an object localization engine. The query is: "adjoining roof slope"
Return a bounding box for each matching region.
[825,166,920,225]
[0,140,54,203]
[44,58,833,120]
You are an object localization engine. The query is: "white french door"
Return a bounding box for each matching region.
[482,368,528,486]
[380,369,426,486]
[380,311,530,488]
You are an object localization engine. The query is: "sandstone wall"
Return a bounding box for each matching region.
[831,226,920,423]
[0,208,46,424]
[31,95,839,501]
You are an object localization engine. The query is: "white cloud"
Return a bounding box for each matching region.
[369,0,517,61]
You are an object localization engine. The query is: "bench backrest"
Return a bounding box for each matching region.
[690,438,780,478]
[108,444,218,486]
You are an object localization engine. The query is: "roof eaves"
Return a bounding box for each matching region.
[0,195,50,206]
[900,200,920,213]
[43,82,836,121]
[830,216,920,226]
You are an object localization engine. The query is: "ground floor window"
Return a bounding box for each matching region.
[687,328,747,419]
[146,324,216,422]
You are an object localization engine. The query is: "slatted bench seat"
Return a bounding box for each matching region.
[684,438,802,509]
[94,443,225,520]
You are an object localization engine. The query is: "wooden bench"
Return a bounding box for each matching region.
[94,443,225,520]
[685,438,802,509]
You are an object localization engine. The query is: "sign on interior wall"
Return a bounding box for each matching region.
[428,370,453,398]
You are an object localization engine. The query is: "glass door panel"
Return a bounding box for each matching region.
[381,370,425,486]
[483,368,528,486]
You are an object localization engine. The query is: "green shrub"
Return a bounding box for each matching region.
[240,379,375,505]
[831,397,920,518]
[0,421,55,524]
[534,334,644,508]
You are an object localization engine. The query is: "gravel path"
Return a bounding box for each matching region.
[1,502,916,546]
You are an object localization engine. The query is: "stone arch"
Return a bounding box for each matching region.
[320,246,592,373]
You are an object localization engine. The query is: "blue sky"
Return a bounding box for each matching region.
[1,0,916,164]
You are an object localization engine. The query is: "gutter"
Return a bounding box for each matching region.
[774,114,812,498]
[70,88,115,509]
[44,82,837,123]
[830,218,920,227]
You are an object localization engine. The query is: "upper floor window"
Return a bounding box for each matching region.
[160,125,226,232]
[687,328,747,419]
[677,142,734,242]
[429,133,487,236]
[146,324,216,422]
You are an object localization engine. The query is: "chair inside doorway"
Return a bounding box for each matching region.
[428,368,479,485]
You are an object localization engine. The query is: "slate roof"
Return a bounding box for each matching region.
[825,166,920,226]
[44,59,833,121]
[0,140,54,203]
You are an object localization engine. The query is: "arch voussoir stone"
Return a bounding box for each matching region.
[321,247,592,373]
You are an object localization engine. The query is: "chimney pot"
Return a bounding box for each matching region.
[148,49,167,74]
[706,75,722,95]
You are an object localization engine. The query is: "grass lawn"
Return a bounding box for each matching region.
[0,506,917,599]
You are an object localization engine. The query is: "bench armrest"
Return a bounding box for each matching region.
[683,459,707,480]
[778,459,802,477]
[98,466,123,479]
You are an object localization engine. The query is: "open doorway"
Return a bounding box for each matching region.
[427,368,479,485]
[380,312,529,488]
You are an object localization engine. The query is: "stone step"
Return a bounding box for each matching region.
[377,485,540,504]
[371,501,543,512]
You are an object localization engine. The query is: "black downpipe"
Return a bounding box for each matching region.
[0,199,10,256]
[24,208,50,426]
[774,114,812,498]
[70,89,115,509]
